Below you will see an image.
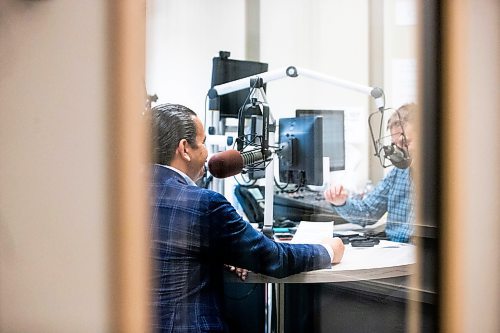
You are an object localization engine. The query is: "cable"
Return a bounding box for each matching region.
[203,93,209,129]
[274,176,301,193]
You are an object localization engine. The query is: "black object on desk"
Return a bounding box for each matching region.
[350,237,380,247]
[273,190,348,223]
[333,232,387,247]
[349,230,391,247]
[235,184,348,225]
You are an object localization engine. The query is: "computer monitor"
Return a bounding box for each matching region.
[209,52,268,118]
[278,116,324,186]
[296,109,345,171]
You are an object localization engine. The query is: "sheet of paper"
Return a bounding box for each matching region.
[291,221,334,244]
[396,0,417,26]
[392,58,417,107]
[334,241,416,270]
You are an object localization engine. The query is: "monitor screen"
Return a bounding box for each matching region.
[296,109,345,171]
[210,53,268,118]
[278,116,324,186]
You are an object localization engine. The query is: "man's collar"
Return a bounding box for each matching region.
[155,164,196,186]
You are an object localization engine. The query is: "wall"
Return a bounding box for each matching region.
[1,1,151,331]
[0,1,110,331]
[146,0,247,112]
[442,0,500,331]
[146,0,373,192]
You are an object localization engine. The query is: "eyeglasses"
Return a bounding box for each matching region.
[391,131,407,143]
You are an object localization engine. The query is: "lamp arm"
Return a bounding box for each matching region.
[208,67,290,98]
[208,65,385,111]
[293,67,385,111]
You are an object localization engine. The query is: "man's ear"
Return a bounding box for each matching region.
[177,139,191,162]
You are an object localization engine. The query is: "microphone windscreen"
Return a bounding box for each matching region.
[208,150,244,178]
[387,146,411,169]
[392,158,411,169]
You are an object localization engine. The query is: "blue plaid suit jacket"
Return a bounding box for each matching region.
[151,165,331,332]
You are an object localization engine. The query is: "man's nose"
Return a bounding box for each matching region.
[395,135,404,147]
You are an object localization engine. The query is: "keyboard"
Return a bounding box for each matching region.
[273,189,348,224]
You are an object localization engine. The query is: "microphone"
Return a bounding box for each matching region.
[208,149,271,178]
[382,144,411,169]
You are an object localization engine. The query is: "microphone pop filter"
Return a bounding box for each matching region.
[391,157,412,169]
[208,150,244,178]
[383,145,411,169]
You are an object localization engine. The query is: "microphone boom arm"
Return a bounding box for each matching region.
[208,65,385,111]
[207,64,387,237]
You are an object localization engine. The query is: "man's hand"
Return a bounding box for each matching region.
[225,265,248,281]
[324,185,348,206]
[321,237,345,264]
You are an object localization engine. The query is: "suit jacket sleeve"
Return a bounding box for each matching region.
[203,190,331,279]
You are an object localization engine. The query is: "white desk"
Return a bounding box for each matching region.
[225,221,416,333]
[237,240,415,284]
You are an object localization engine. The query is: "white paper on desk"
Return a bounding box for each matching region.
[290,221,333,244]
